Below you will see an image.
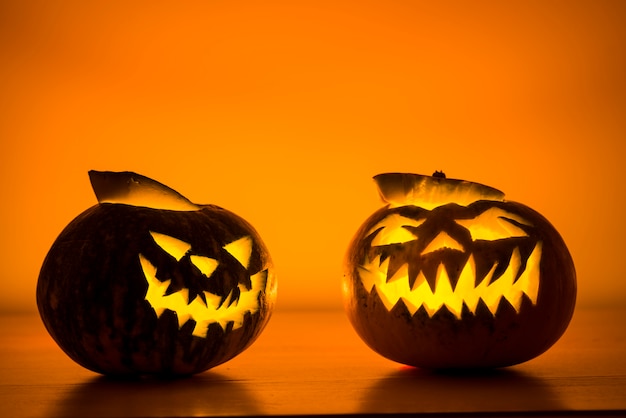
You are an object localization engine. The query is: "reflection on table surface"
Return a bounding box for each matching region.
[1,307,625,417]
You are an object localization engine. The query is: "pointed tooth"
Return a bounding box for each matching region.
[422,263,438,293]
[514,242,542,305]
[372,285,398,311]
[455,255,479,314]
[192,321,209,337]
[163,282,179,297]
[460,302,473,318]
[229,287,241,307]
[216,320,230,331]
[474,262,497,313]
[514,240,538,282]
[410,270,427,292]
[406,271,429,316]
[423,300,441,317]
[420,264,445,316]
[385,256,407,283]
[490,244,523,286]
[408,264,422,290]
[197,291,208,306]
[218,291,233,309]
[501,247,523,311]
[495,296,517,317]
[487,265,506,286]
[152,307,166,318]
[474,256,496,287]
[387,263,408,283]
[378,253,391,267]
[481,267,508,314]
[434,263,461,318]
[444,259,462,291]
[203,291,222,310]
[475,297,495,317]
[376,267,409,312]
[401,297,420,316]
[358,255,387,293]
[176,312,191,329]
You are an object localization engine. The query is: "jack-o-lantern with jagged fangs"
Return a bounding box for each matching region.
[37,171,277,376]
[343,172,576,369]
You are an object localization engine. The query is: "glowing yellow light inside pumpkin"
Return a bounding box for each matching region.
[358,242,541,318]
[421,231,464,254]
[140,232,265,337]
[189,255,219,277]
[368,214,425,246]
[140,253,267,337]
[223,236,253,269]
[455,207,531,241]
[149,231,191,261]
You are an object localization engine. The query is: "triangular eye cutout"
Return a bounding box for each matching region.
[190,255,219,278]
[223,236,253,269]
[367,214,424,246]
[421,231,464,254]
[150,231,191,261]
[456,208,530,241]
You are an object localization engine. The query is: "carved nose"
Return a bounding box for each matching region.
[421,231,464,254]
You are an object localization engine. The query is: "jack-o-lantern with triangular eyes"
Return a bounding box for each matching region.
[37,171,277,376]
[343,172,576,369]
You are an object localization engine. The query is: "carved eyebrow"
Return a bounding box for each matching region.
[367,214,425,246]
[499,216,533,229]
[455,208,531,241]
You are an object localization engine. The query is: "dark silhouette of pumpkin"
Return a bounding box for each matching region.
[343,172,576,369]
[37,171,276,376]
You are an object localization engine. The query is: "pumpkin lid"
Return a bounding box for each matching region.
[373,172,505,209]
[89,170,200,211]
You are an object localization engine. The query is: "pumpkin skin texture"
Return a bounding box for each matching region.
[37,172,276,376]
[343,173,576,369]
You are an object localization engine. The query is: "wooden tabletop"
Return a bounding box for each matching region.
[1,306,625,417]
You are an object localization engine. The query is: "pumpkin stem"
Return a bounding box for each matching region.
[88,171,200,211]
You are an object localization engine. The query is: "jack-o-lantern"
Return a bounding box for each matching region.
[37,171,277,376]
[343,172,576,369]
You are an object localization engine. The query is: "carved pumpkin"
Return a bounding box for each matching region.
[343,172,576,369]
[37,171,277,376]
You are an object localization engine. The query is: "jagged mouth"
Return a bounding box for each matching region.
[140,255,267,338]
[358,242,541,319]
[138,231,266,338]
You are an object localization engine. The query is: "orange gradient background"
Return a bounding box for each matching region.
[1,1,625,313]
